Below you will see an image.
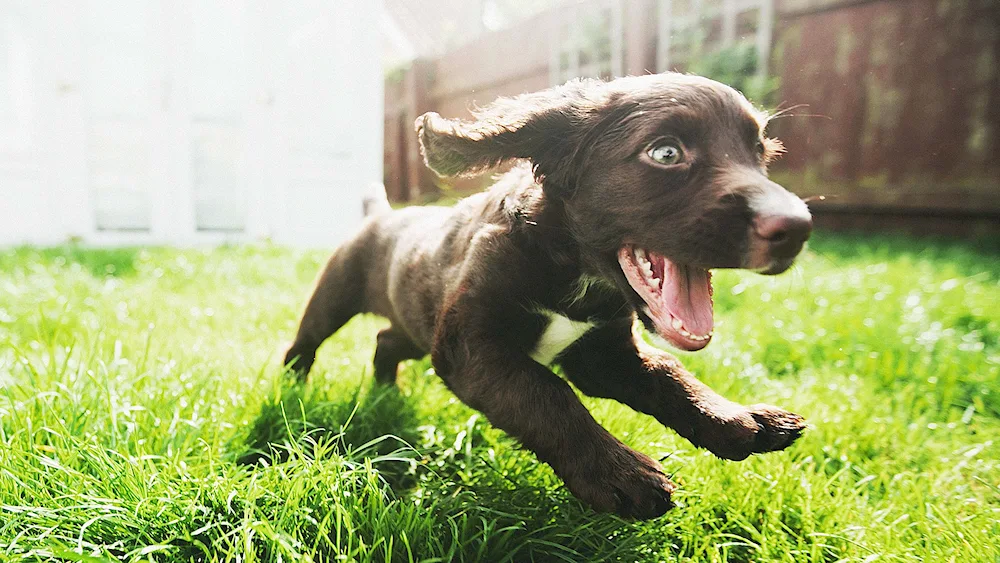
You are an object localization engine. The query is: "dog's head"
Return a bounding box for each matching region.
[417,73,812,352]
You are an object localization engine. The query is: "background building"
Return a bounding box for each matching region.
[0,1,383,246]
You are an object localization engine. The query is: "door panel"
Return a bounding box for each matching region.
[84,0,158,232]
[191,119,245,232]
[189,0,247,232]
[89,121,152,230]
[274,0,372,244]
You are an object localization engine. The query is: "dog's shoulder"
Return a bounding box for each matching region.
[456,164,544,229]
[432,164,569,261]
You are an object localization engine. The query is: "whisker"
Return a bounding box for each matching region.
[786,261,806,301]
[767,103,809,120]
[802,195,830,204]
[767,112,833,121]
[803,245,838,268]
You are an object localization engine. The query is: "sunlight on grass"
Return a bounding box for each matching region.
[1,235,998,561]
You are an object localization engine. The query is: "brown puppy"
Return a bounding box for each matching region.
[284,73,811,519]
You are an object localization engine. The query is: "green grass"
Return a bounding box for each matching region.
[1,233,998,562]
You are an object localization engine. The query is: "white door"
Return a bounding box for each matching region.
[83,0,163,232]
[189,1,248,233]
[83,0,250,238]
[260,1,380,246]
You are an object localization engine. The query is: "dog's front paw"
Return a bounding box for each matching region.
[747,404,806,454]
[564,446,676,520]
[701,404,806,461]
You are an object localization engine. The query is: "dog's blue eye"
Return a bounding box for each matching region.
[647,144,683,165]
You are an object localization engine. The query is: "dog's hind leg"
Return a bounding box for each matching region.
[284,245,366,381]
[373,328,425,385]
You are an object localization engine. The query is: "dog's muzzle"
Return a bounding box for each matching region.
[743,179,813,274]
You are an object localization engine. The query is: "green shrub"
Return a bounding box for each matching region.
[688,42,780,107]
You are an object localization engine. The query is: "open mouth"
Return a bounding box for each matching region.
[617,246,714,351]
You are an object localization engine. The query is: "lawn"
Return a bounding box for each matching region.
[1,233,998,562]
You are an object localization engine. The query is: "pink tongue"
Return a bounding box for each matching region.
[661,261,713,335]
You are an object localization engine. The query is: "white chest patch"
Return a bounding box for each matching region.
[530,310,595,365]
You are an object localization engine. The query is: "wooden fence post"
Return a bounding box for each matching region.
[756,0,774,78]
[403,58,436,201]
[624,0,657,75]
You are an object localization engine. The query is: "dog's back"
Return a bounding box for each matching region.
[283,170,535,377]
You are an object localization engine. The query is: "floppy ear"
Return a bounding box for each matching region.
[415,80,602,185]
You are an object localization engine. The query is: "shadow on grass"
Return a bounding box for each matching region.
[236,380,423,487]
[234,367,776,561]
[230,378,671,561]
[408,471,671,562]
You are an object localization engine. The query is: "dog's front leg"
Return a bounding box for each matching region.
[431,322,675,518]
[559,318,805,461]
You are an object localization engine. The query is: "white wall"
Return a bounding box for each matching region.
[0,0,382,247]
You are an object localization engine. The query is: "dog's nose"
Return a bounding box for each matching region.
[753,213,812,256]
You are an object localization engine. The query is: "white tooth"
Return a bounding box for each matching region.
[635,248,647,262]
[671,318,683,330]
